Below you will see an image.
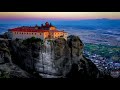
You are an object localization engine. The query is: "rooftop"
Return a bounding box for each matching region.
[8,22,65,33]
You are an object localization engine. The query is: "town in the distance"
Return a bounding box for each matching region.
[7,22,68,40]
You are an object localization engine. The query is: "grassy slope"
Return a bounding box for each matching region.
[84,43,120,62]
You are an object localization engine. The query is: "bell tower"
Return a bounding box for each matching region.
[45,22,49,26]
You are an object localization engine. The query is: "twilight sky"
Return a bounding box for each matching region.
[0,12,120,20]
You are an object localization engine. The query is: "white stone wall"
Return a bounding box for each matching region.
[10,31,68,40]
[11,32,44,40]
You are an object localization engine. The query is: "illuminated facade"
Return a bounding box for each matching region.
[8,22,68,40]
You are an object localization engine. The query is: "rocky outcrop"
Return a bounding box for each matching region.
[53,35,100,79]
[0,40,37,78]
[0,35,109,79]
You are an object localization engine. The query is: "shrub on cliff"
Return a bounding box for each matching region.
[22,37,43,45]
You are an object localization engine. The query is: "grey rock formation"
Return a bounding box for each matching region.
[0,36,106,79]
[53,35,100,79]
[0,40,36,78]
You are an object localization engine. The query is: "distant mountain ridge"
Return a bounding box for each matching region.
[1,19,120,32]
[55,19,120,30]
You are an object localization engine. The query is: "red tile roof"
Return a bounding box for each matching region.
[8,22,65,33]
[9,28,49,32]
[9,28,65,33]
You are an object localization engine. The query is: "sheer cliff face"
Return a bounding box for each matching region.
[53,36,84,76]
[0,35,101,78]
[53,36,100,79]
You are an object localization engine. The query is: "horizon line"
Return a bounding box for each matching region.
[0,18,120,21]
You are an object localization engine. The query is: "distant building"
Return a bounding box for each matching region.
[8,22,68,40]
